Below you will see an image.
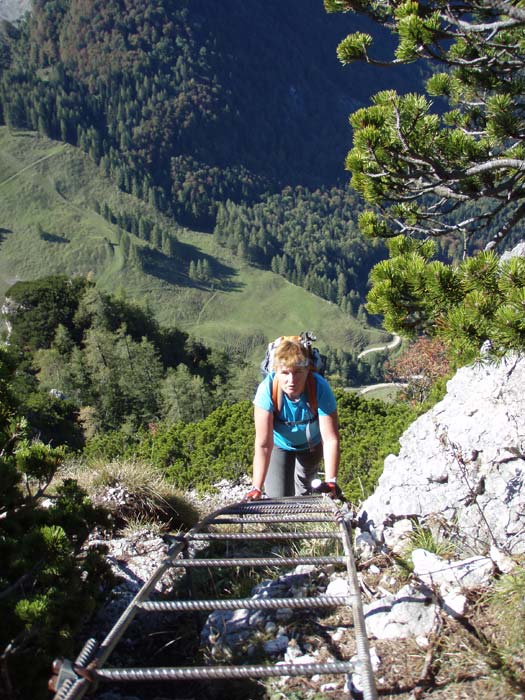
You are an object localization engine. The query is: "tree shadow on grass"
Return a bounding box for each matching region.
[39,230,70,244]
[0,227,13,245]
[140,240,243,293]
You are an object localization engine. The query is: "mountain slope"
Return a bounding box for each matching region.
[0,127,388,358]
[1,0,419,226]
[0,1,406,376]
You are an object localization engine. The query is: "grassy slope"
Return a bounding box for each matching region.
[0,128,388,356]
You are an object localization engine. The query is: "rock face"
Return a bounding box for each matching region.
[363,584,438,640]
[360,354,525,555]
[0,0,30,23]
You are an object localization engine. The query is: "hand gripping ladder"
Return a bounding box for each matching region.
[49,495,378,700]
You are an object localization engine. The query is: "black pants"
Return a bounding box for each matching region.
[264,442,323,497]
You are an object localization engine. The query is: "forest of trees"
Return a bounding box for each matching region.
[0,0,413,227]
[214,186,386,315]
[2,0,520,347]
[0,0,414,330]
[4,275,231,441]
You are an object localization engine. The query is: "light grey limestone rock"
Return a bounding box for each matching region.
[411,549,494,592]
[359,354,525,555]
[411,549,494,616]
[489,545,517,574]
[325,576,350,598]
[364,584,439,640]
[0,0,30,23]
[383,518,414,554]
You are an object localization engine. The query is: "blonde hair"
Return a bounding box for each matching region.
[272,338,310,370]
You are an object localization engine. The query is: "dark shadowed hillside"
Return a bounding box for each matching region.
[1,0,418,226]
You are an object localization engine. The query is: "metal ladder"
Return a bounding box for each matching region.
[49,495,378,700]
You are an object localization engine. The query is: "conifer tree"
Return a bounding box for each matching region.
[326,0,525,249]
[326,0,525,360]
[0,347,108,700]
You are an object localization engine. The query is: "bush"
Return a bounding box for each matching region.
[336,390,417,503]
[0,348,109,700]
[139,402,255,490]
[82,392,415,504]
[83,401,255,492]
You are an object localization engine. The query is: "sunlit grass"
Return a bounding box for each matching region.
[482,567,525,684]
[0,127,387,360]
[56,457,200,531]
[407,523,457,559]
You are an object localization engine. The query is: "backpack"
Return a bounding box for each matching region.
[260,331,326,416]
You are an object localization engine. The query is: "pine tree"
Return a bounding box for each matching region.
[0,346,108,700]
[327,0,525,249]
[327,0,525,360]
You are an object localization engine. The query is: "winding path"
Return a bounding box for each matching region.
[358,381,407,395]
[357,333,401,359]
[356,334,403,396]
[0,147,66,188]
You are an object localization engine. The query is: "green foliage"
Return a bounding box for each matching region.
[0,346,109,700]
[367,242,525,363]
[5,275,229,435]
[329,0,525,362]
[406,523,456,559]
[164,401,255,488]
[84,400,254,490]
[366,236,456,336]
[214,186,386,316]
[483,568,525,683]
[23,391,83,449]
[337,32,373,63]
[6,275,89,350]
[332,0,525,243]
[83,427,138,463]
[332,390,416,502]
[161,365,211,424]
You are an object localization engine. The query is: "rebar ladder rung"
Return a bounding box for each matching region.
[50,495,378,700]
[94,660,354,682]
[173,531,341,541]
[136,594,349,612]
[207,514,335,523]
[170,555,346,568]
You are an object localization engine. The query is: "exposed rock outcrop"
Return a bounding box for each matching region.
[0,0,30,23]
[359,353,525,556]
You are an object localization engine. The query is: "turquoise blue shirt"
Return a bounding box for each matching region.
[253,372,337,451]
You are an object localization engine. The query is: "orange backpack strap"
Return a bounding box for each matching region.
[306,372,318,415]
[271,375,283,415]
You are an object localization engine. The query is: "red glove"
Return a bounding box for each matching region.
[244,487,262,501]
[326,482,338,499]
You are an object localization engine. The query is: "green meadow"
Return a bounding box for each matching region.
[0,128,388,357]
